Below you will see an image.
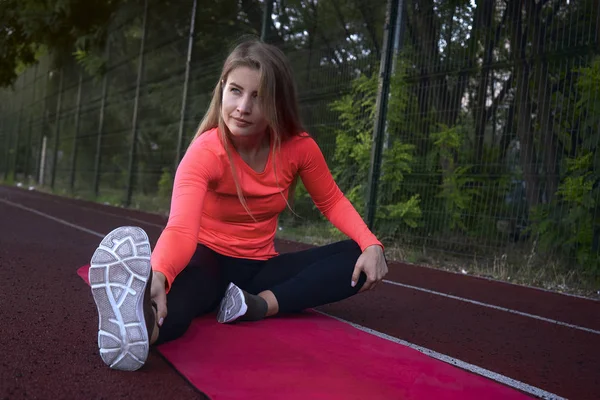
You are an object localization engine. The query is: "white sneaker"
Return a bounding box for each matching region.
[217,282,248,323]
[89,226,153,371]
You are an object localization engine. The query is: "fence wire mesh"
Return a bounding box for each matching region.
[1,0,599,289]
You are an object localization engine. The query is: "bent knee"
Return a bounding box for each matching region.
[340,239,362,258]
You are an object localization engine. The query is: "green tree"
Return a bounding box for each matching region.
[0,0,125,87]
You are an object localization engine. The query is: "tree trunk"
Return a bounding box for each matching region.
[510,0,541,210]
[241,0,285,46]
[530,0,560,203]
[499,101,515,162]
[515,65,541,209]
[305,0,318,83]
[473,0,495,167]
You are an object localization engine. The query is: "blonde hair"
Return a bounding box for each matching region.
[191,37,304,219]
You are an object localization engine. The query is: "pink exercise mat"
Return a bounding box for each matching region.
[78,265,531,400]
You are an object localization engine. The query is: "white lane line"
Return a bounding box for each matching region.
[63,203,165,229]
[315,310,565,400]
[2,188,166,229]
[384,279,600,336]
[0,198,104,238]
[0,197,574,399]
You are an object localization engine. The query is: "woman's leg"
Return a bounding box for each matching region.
[213,255,270,323]
[153,244,229,345]
[90,226,155,371]
[217,240,366,322]
[248,240,366,314]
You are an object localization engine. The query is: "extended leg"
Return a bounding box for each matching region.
[154,244,228,345]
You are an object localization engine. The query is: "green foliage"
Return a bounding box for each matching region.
[528,57,600,278]
[428,123,463,171]
[380,194,422,229]
[73,49,106,78]
[530,153,599,276]
[0,0,124,87]
[428,123,482,233]
[574,57,600,152]
[157,167,174,201]
[329,70,421,230]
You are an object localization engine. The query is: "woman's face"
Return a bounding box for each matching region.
[221,66,269,140]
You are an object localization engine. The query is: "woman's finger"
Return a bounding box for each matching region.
[154,293,167,327]
[359,269,377,293]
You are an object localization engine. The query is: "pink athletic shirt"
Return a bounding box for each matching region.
[151,128,383,290]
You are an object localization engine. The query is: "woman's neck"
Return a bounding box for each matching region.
[229,131,270,158]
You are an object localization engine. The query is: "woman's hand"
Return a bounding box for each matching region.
[151,271,168,327]
[351,245,388,293]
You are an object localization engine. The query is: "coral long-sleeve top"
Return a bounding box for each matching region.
[151,128,383,290]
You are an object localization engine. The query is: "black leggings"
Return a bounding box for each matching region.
[155,240,366,345]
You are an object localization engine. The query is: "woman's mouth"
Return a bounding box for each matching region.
[232,117,251,127]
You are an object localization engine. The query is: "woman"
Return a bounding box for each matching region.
[89,38,388,372]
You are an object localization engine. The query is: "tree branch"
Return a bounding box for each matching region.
[545,0,567,30]
[490,2,509,54]
[485,73,513,124]
[331,0,357,46]
[356,1,380,59]
[240,0,284,45]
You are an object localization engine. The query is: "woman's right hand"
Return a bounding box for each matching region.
[151,270,168,327]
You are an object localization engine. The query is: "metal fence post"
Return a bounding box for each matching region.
[0,117,4,178]
[175,0,198,168]
[94,41,110,198]
[2,115,10,181]
[69,71,84,191]
[50,68,65,190]
[11,76,25,181]
[25,116,33,181]
[125,0,149,207]
[12,111,23,182]
[36,68,49,184]
[25,64,40,180]
[365,0,400,229]
[261,0,273,41]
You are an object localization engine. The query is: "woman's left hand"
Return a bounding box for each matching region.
[351,245,388,292]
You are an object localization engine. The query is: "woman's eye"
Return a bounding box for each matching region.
[230,87,240,94]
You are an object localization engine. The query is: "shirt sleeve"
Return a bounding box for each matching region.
[151,141,223,291]
[296,136,383,252]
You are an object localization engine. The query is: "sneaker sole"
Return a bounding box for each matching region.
[89,226,152,371]
[217,282,248,323]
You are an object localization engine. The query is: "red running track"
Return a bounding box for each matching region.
[1,185,599,399]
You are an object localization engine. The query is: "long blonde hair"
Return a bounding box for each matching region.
[191,37,304,219]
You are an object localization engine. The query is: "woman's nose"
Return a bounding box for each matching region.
[236,95,252,114]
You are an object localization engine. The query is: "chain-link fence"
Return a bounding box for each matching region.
[1,0,599,289]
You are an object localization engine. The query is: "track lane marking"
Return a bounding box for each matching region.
[1,198,104,238]
[0,188,166,228]
[383,280,600,336]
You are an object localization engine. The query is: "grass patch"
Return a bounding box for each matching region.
[277,219,600,300]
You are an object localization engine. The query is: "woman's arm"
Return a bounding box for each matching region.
[296,136,383,251]
[151,143,223,291]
